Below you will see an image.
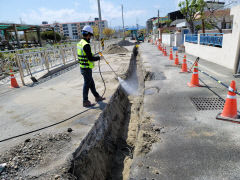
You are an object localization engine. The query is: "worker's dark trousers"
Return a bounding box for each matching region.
[80,68,100,101]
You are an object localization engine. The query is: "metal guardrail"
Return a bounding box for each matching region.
[200,33,223,47]
[185,34,198,44]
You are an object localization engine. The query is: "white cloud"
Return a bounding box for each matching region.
[21,8,96,24]
[20,0,146,26]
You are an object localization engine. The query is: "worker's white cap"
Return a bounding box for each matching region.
[82,25,93,35]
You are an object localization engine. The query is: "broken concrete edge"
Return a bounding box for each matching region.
[62,47,139,179]
[69,86,130,179]
[128,47,163,179]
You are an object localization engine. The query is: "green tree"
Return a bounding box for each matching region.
[178,0,206,33]
[41,31,61,43]
[195,22,214,31]
[165,20,173,27]
[103,28,115,39]
[27,32,38,43]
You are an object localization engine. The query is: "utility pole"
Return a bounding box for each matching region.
[158,10,160,39]
[97,0,103,41]
[121,4,125,40]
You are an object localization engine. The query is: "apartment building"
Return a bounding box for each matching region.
[42,18,108,39]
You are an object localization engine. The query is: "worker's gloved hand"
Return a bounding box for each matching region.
[99,56,104,61]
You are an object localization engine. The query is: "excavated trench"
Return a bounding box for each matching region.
[68,46,148,180]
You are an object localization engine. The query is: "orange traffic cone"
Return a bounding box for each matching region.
[218,81,238,120]
[187,62,200,87]
[174,52,179,65]
[181,55,188,72]
[169,48,173,60]
[164,47,168,56]
[10,70,20,88]
[162,47,165,54]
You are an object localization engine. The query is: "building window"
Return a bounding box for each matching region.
[62,24,67,27]
[80,23,85,26]
[71,24,77,26]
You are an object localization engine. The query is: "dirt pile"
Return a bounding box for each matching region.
[103,44,129,54]
[0,133,74,179]
[117,40,135,46]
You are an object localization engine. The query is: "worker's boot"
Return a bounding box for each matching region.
[83,100,94,107]
[95,96,106,102]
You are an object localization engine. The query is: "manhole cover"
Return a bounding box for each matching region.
[190,97,225,111]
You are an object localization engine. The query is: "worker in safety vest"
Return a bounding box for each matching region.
[78,25,105,107]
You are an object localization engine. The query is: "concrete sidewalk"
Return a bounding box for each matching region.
[0,46,134,178]
[129,42,240,180]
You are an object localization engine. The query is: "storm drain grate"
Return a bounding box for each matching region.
[190,97,225,111]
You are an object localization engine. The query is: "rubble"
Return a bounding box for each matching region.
[103,44,129,54]
[0,133,71,179]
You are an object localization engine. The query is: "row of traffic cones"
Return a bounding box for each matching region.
[169,49,187,70]
[156,42,239,122]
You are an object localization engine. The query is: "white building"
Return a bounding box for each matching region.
[42,18,108,40]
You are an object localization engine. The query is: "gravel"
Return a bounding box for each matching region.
[0,133,73,179]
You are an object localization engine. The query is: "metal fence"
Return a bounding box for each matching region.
[185,33,224,48]
[0,39,120,86]
[185,34,198,44]
[200,33,223,47]
[0,44,77,85]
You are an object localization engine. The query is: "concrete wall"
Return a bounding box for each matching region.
[184,5,240,71]
[162,33,171,46]
[162,33,184,47]
[174,32,182,47]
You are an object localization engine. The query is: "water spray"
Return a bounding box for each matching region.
[98,52,136,95]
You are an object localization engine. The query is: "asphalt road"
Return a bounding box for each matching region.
[129,42,240,180]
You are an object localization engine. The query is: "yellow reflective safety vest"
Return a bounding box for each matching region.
[77,39,94,69]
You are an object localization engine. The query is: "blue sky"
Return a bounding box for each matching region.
[0,0,181,27]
